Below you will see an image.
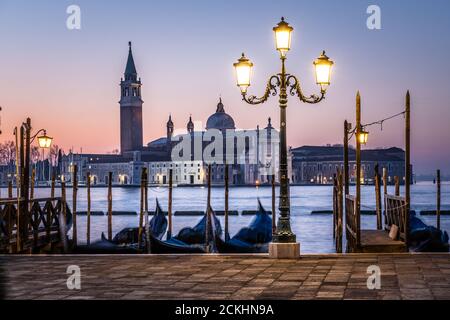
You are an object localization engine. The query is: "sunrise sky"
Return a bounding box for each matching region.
[0,0,449,174]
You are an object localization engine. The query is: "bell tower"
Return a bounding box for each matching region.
[120,41,143,154]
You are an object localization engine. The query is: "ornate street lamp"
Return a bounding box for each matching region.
[233,17,333,250]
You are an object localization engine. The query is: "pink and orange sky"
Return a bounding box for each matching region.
[1,0,450,174]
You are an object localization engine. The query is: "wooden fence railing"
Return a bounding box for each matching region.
[384,194,407,242]
[345,195,359,253]
[0,197,71,253]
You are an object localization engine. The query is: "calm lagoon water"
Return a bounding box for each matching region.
[3,181,449,253]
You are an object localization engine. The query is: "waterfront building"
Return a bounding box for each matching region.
[290,145,411,185]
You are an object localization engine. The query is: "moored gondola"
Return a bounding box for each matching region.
[174,208,222,245]
[409,213,449,252]
[149,206,220,254]
[111,198,168,245]
[148,233,206,254]
[72,199,167,253]
[215,199,272,253]
[72,232,141,254]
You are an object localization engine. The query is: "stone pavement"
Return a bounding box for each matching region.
[1,253,450,300]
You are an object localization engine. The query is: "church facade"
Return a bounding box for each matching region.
[60,43,282,186]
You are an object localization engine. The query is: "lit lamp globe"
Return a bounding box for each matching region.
[273,17,293,56]
[358,129,369,145]
[38,132,53,149]
[233,53,253,94]
[313,51,334,91]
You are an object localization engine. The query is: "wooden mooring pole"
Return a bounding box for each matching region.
[205,165,212,252]
[374,164,382,230]
[144,168,149,252]
[405,90,411,249]
[23,119,31,249]
[224,164,229,241]
[333,173,337,239]
[337,170,343,253]
[72,164,78,247]
[382,168,387,217]
[271,174,276,235]
[15,125,23,252]
[355,92,362,246]
[138,168,146,248]
[343,120,350,196]
[86,171,91,245]
[30,168,35,201]
[437,169,441,230]
[168,169,173,240]
[107,172,113,241]
[60,181,68,253]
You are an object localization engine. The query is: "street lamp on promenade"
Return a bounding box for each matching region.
[233,17,333,257]
[35,129,53,182]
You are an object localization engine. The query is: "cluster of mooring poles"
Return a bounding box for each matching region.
[70,162,278,253]
[333,91,412,253]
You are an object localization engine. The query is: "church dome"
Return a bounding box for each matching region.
[206,98,235,131]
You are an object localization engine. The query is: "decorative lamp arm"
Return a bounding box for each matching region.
[287,75,325,104]
[242,75,280,105]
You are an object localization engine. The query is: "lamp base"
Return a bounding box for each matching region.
[269,242,300,259]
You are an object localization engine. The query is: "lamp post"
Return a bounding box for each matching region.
[233,17,333,255]
[36,130,53,183]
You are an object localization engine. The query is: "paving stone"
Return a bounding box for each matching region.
[1,253,449,300]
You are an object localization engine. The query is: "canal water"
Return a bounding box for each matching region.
[3,181,449,253]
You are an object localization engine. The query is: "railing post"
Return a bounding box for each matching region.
[394,176,400,196]
[51,172,55,199]
[8,181,12,198]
